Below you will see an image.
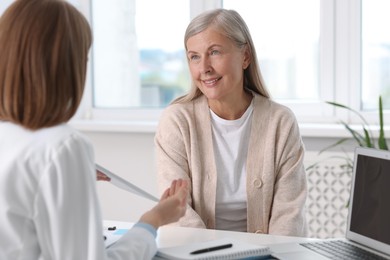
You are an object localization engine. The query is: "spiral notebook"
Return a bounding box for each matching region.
[156,238,271,260]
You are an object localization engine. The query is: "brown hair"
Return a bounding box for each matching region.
[0,0,92,130]
[173,8,270,104]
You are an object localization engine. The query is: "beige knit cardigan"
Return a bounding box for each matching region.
[155,93,308,236]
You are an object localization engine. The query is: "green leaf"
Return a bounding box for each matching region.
[326,101,374,141]
[319,138,349,154]
[326,101,369,126]
[363,128,373,148]
[378,96,388,150]
[340,121,365,146]
[306,162,319,171]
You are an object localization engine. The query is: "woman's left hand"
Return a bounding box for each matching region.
[96,170,111,181]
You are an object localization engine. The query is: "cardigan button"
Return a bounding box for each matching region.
[253,178,263,188]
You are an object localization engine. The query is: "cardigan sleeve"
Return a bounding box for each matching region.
[154,106,206,228]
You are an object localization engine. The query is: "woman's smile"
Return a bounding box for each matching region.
[202,77,222,87]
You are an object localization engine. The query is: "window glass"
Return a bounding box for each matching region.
[0,0,12,15]
[91,0,190,108]
[223,0,320,100]
[361,0,390,110]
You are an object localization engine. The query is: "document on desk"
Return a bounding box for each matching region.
[96,164,159,202]
[157,238,271,260]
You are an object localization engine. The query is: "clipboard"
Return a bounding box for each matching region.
[96,164,159,202]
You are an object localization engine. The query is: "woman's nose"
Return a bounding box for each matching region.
[200,57,212,75]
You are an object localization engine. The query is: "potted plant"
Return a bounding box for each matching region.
[307,96,388,210]
[307,96,388,171]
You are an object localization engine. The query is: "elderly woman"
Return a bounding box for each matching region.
[155,8,308,236]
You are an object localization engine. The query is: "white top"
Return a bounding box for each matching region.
[0,122,156,260]
[210,101,253,232]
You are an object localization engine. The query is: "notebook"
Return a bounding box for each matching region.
[271,147,390,260]
[156,238,271,260]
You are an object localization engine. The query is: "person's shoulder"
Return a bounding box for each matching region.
[32,124,92,155]
[253,93,291,111]
[161,95,207,120]
[252,94,297,121]
[4,123,93,170]
[163,101,192,115]
[41,124,87,141]
[1,122,85,146]
[164,96,204,112]
[157,96,209,136]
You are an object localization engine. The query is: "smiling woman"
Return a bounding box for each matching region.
[155,8,308,236]
[185,26,255,119]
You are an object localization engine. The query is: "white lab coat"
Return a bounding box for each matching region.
[0,122,157,259]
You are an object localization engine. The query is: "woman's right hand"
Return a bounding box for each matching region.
[140,179,188,229]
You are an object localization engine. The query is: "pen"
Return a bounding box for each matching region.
[190,243,233,255]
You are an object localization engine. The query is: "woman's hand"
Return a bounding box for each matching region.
[96,169,111,181]
[140,179,188,229]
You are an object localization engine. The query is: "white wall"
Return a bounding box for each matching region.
[83,131,158,222]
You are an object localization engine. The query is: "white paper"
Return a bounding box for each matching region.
[96,164,159,202]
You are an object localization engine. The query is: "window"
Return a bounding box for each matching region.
[1,0,389,127]
[361,0,390,110]
[222,0,328,122]
[223,0,320,101]
[86,0,331,122]
[91,0,190,109]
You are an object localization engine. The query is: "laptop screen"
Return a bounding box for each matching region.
[347,147,390,255]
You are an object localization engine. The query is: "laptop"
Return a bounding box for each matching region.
[271,147,390,260]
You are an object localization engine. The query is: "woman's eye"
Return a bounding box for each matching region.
[211,50,220,55]
[189,55,200,61]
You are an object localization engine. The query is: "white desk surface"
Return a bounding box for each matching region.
[103,220,318,249]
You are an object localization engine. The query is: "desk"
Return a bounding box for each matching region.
[104,220,318,259]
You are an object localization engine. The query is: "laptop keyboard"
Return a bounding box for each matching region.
[300,240,389,260]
